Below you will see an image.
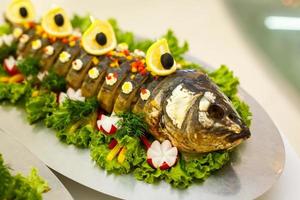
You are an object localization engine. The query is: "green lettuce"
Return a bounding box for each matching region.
[57,123,95,148]
[90,132,145,174]
[209,65,239,98]
[25,91,57,124]
[162,30,189,62]
[0,154,49,200]
[231,96,252,127]
[71,15,91,32]
[134,151,229,189]
[0,82,30,104]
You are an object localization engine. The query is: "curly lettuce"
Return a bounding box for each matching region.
[0,82,30,104]
[57,123,95,148]
[134,151,229,189]
[90,132,145,174]
[25,91,57,124]
[0,154,49,200]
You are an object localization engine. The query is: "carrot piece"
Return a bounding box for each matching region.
[106,144,122,161]
[117,147,127,164]
[9,74,24,83]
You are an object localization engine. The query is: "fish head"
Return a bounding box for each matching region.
[160,73,250,153]
[187,75,251,153]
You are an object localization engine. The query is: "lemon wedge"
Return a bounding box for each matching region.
[146,39,177,76]
[41,7,72,38]
[5,0,35,24]
[82,19,116,55]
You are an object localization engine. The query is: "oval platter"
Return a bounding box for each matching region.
[0,59,285,200]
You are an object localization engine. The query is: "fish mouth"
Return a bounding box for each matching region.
[226,127,251,143]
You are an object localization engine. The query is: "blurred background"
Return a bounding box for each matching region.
[1,0,300,198]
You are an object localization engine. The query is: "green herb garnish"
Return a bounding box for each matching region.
[17,57,40,77]
[41,70,67,92]
[115,112,148,139]
[45,98,98,131]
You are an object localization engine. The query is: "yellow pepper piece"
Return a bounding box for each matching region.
[106,144,122,161]
[0,77,10,83]
[117,147,127,164]
[31,90,39,97]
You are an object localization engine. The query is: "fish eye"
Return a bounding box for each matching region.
[208,104,224,120]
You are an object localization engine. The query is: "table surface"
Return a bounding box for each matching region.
[2,0,300,199]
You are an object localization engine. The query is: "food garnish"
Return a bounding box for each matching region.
[5,0,36,24]
[147,140,178,170]
[41,7,72,37]
[82,19,117,55]
[146,38,177,76]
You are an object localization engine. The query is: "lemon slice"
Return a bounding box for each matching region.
[5,0,35,24]
[41,7,72,38]
[82,19,116,55]
[146,39,177,76]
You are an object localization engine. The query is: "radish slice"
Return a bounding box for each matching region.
[96,114,120,135]
[58,88,85,105]
[3,56,19,76]
[147,140,178,170]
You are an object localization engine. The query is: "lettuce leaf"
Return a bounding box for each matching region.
[57,124,95,148]
[25,91,57,124]
[162,30,189,62]
[134,151,229,189]
[231,96,252,127]
[71,15,91,32]
[0,83,30,104]
[90,132,144,174]
[0,154,49,200]
[208,65,239,98]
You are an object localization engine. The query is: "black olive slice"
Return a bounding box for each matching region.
[208,104,224,120]
[19,7,28,18]
[54,14,64,26]
[95,32,107,46]
[160,53,174,69]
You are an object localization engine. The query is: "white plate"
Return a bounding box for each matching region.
[0,84,285,200]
